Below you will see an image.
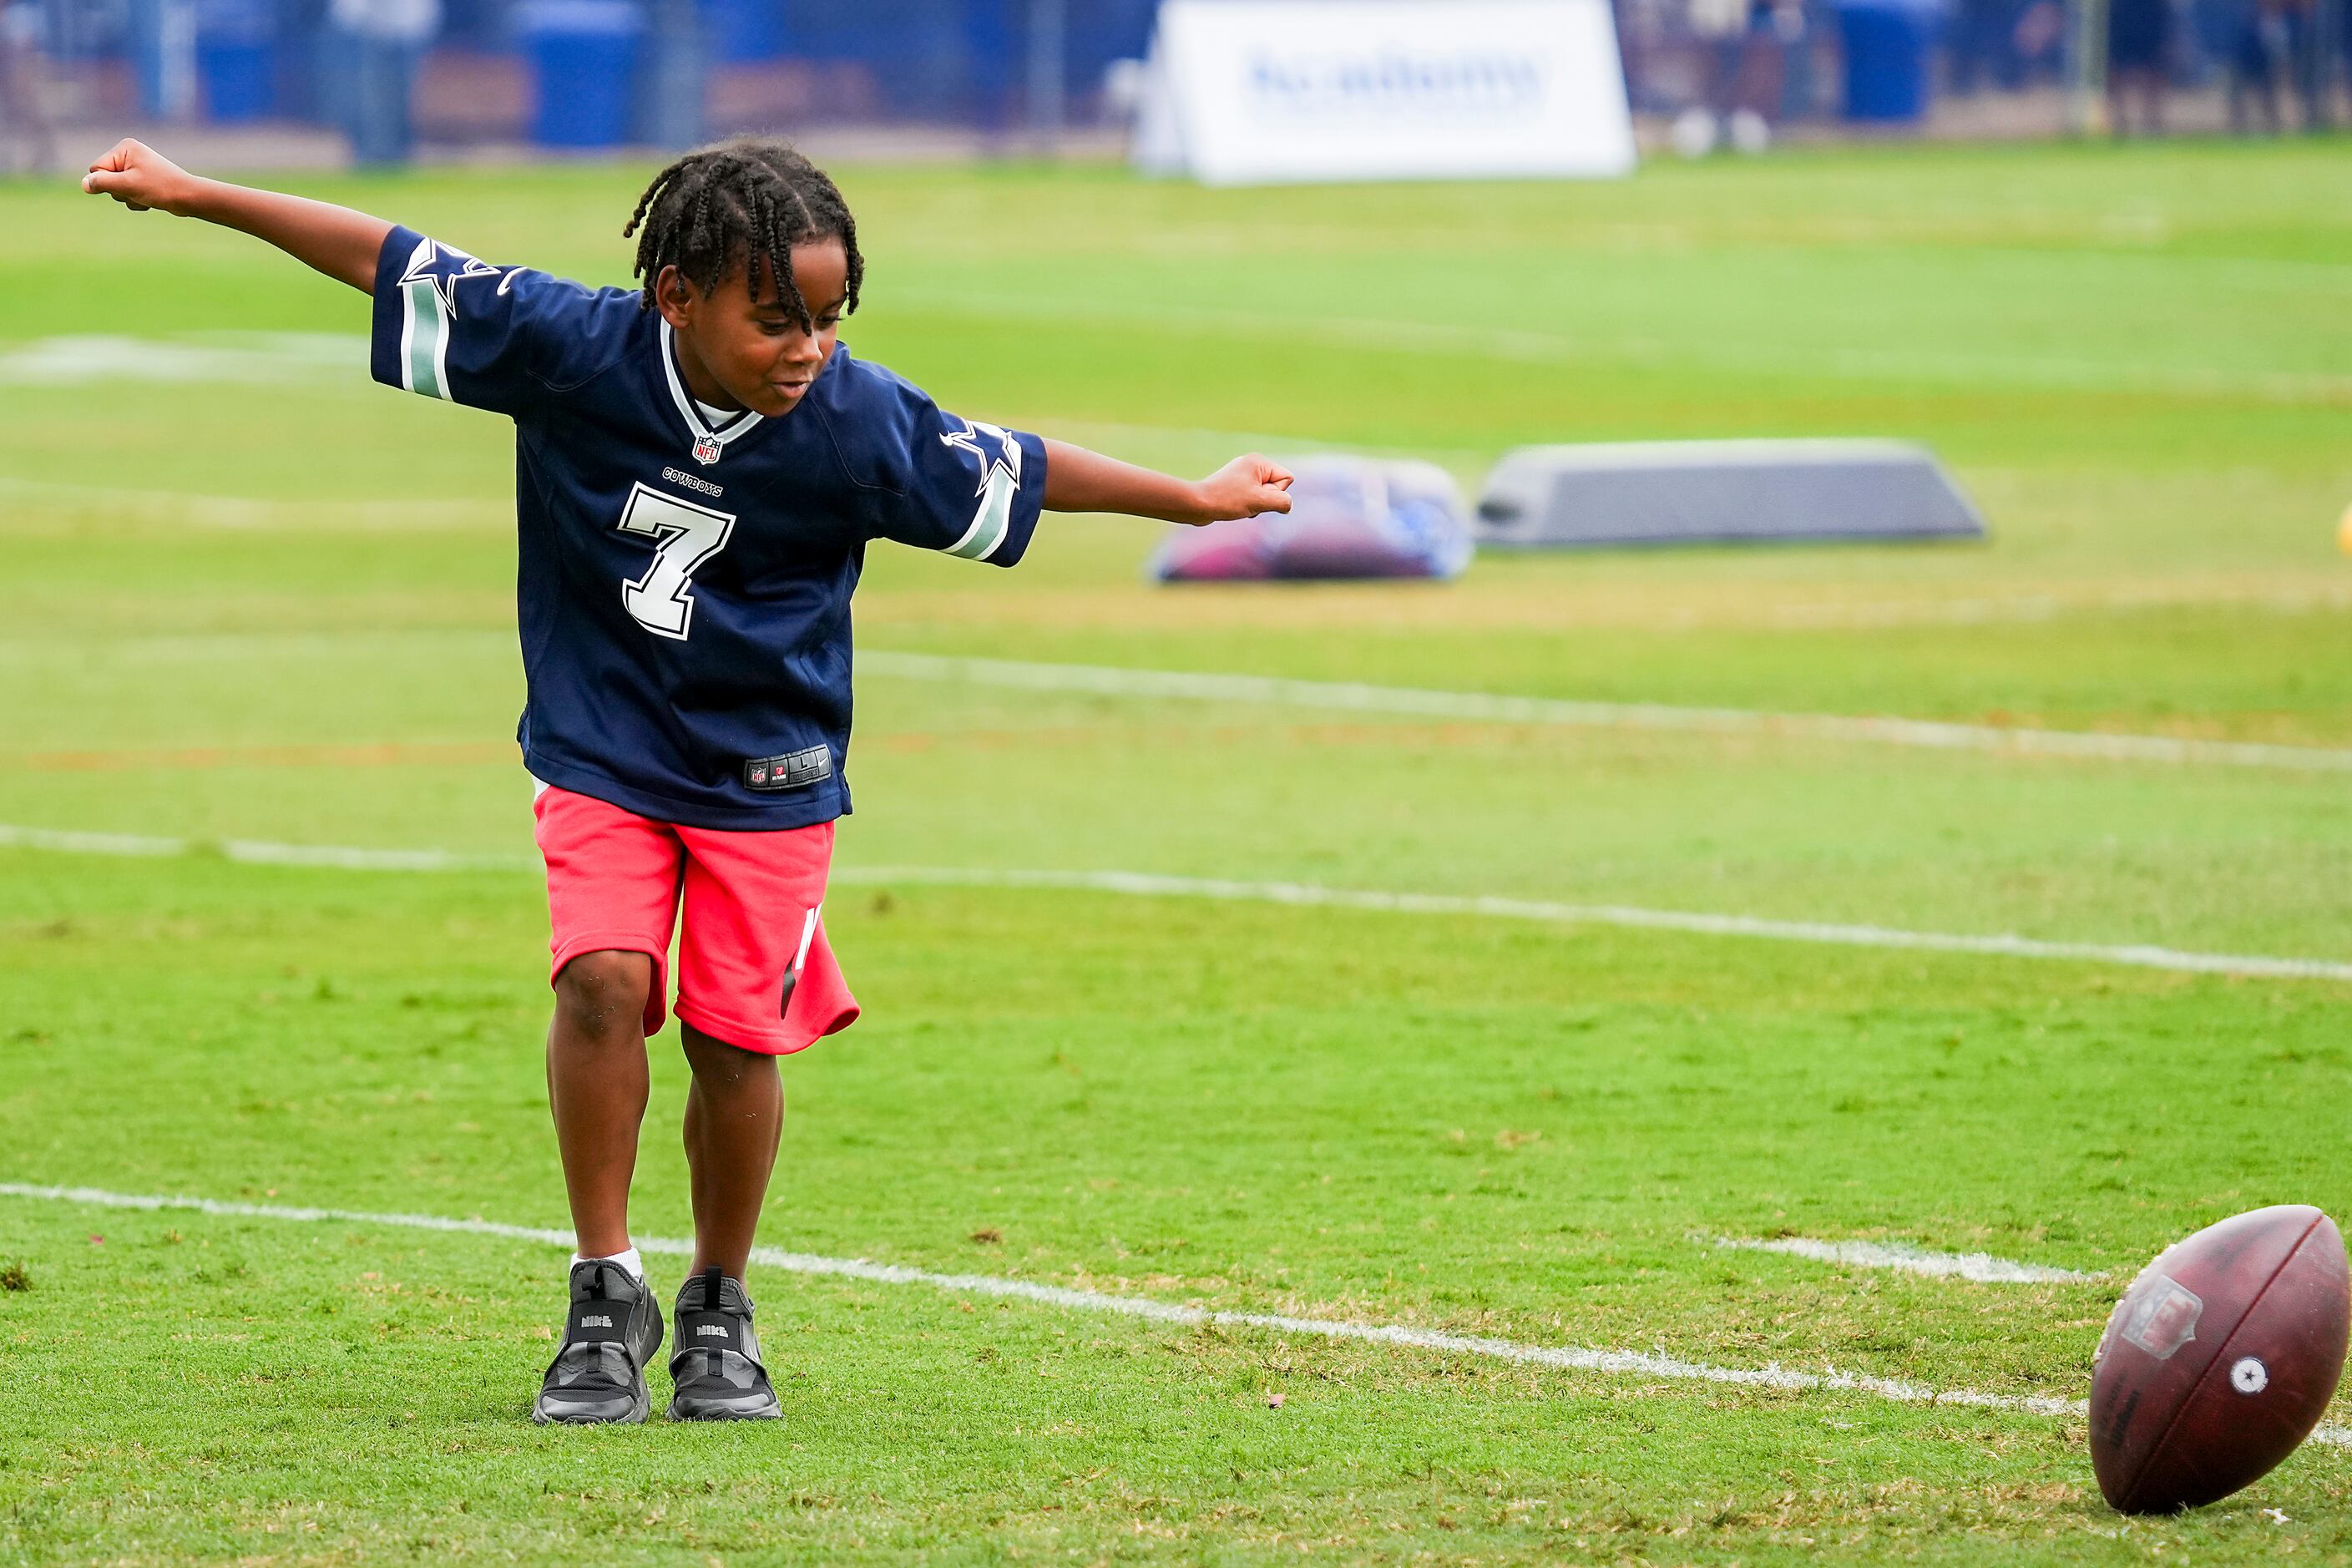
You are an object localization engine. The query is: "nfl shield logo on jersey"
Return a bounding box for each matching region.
[692,434,722,467]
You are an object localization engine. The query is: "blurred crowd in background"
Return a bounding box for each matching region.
[0,0,2344,171]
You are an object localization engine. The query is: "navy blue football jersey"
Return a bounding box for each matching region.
[368,225,1047,830]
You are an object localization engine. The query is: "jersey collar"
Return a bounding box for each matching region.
[658,320,763,457]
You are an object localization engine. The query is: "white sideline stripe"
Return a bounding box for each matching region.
[838,867,2352,983]
[8,823,2352,984]
[858,652,2352,776]
[12,321,2352,407]
[0,332,367,387]
[894,291,2352,409]
[1710,1235,2109,1285]
[0,824,529,873]
[9,1181,2346,1447]
[0,1181,2159,1435]
[0,476,491,530]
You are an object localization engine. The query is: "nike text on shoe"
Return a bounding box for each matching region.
[668,1264,782,1421]
[533,1258,665,1425]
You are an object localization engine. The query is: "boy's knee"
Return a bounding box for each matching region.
[681,1022,776,1085]
[553,949,653,1043]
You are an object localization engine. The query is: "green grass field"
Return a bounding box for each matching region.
[5,137,2352,1563]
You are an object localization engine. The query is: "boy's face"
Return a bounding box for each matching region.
[657,239,850,418]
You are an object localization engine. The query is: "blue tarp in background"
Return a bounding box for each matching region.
[52,0,1156,135]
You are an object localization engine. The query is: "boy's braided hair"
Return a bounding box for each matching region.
[622,137,862,328]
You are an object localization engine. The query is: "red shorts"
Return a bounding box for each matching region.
[532,783,859,1055]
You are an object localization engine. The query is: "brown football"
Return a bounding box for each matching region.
[2091,1205,2349,1513]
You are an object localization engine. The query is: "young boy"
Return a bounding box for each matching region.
[84,136,1293,1424]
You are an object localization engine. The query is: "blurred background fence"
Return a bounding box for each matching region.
[0,0,2344,170]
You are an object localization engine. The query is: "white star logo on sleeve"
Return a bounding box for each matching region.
[939,418,1019,486]
[938,417,1023,561]
[397,238,503,318]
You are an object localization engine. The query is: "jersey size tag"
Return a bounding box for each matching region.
[744,746,832,792]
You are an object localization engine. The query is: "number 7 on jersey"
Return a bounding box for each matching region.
[615,482,736,640]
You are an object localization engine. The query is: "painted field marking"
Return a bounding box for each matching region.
[1709,1236,2109,1285]
[13,316,2352,406]
[0,476,490,530]
[859,652,2352,776]
[893,291,2352,409]
[0,1181,2136,1434]
[839,867,2352,984]
[9,1181,2346,1447]
[0,332,366,387]
[4,741,516,774]
[8,823,2351,984]
[0,823,528,873]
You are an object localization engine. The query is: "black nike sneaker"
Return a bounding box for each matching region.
[667,1265,781,1421]
[532,1258,665,1425]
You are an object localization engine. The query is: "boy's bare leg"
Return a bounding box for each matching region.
[680,1023,783,1279]
[546,951,654,1257]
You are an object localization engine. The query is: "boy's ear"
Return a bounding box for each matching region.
[653,265,696,328]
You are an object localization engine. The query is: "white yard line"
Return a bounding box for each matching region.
[837,867,2352,983]
[0,824,529,873]
[892,291,2352,409]
[12,319,2349,407]
[7,822,2351,983]
[860,651,2352,775]
[1708,1236,2109,1285]
[0,1181,2116,1433]
[0,332,367,387]
[0,477,490,530]
[9,1181,2345,1446]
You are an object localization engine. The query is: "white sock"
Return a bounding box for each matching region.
[571,1246,644,1282]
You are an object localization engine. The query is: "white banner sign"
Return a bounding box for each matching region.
[1134,0,1636,186]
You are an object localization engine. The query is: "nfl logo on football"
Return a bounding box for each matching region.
[693,434,721,466]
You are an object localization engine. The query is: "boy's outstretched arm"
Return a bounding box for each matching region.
[83,139,391,294]
[1041,441,1293,526]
